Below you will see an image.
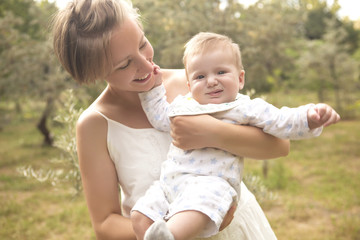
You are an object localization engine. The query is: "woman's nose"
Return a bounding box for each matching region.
[137,54,153,73]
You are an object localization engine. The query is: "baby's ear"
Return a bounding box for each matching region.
[238,70,245,90]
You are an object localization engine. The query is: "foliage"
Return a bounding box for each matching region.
[297,17,360,118]
[302,0,359,53]
[243,174,277,204]
[1,0,359,134]
[53,89,84,194]
[0,12,71,101]
[134,0,243,68]
[237,0,304,92]
[18,90,84,195]
[304,4,335,40]
[133,0,360,96]
[0,0,55,40]
[0,0,76,145]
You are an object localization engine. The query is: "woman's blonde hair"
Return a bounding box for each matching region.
[183,32,243,78]
[52,0,140,84]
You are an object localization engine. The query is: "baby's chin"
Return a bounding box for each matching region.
[202,98,230,105]
[211,95,238,104]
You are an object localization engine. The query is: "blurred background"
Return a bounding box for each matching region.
[0,0,359,239]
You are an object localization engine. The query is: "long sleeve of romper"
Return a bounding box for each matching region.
[217,96,323,140]
[138,84,171,132]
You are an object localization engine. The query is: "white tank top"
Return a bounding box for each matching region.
[94,110,172,217]
[94,111,277,239]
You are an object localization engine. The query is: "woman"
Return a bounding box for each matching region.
[52,0,289,239]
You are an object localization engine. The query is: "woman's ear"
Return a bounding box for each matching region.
[238,70,245,90]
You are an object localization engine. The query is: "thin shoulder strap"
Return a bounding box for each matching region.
[92,109,110,121]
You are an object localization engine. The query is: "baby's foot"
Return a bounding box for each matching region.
[144,219,175,240]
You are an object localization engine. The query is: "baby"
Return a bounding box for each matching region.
[131,32,340,240]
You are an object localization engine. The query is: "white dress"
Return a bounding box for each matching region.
[95,110,277,240]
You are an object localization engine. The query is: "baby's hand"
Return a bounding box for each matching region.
[307,103,340,129]
[152,64,162,88]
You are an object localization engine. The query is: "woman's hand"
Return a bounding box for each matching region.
[170,114,218,150]
[170,114,290,159]
[219,204,237,231]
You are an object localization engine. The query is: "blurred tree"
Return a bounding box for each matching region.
[236,0,303,92]
[133,0,244,68]
[0,1,74,145]
[0,0,56,40]
[321,19,360,116]
[304,6,333,40]
[134,0,303,93]
[342,20,360,54]
[301,0,359,53]
[0,12,34,109]
[297,18,359,116]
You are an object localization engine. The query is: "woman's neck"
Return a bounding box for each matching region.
[103,85,141,107]
[93,85,152,128]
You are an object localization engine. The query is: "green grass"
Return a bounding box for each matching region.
[0,107,95,240]
[245,121,360,240]
[1,92,359,239]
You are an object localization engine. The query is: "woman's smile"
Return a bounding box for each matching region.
[134,72,152,83]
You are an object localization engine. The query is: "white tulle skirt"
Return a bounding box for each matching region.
[197,182,277,240]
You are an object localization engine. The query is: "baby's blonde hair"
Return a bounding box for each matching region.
[183,32,243,78]
[52,0,140,84]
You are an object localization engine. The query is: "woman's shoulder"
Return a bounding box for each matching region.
[161,69,185,81]
[76,107,107,136]
[161,69,189,102]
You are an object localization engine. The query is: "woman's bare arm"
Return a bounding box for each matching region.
[162,68,290,159]
[77,110,136,240]
[170,115,289,159]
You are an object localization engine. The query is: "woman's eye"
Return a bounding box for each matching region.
[118,60,131,70]
[140,41,147,50]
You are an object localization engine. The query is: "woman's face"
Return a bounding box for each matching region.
[106,18,156,93]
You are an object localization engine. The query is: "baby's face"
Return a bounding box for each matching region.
[186,47,244,104]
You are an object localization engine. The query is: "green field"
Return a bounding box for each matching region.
[0,97,359,239]
[245,120,360,240]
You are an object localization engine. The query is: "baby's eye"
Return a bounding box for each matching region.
[218,71,225,75]
[195,75,205,80]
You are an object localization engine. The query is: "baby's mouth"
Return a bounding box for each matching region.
[207,89,223,96]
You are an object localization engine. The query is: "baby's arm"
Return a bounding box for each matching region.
[261,103,324,139]
[226,98,339,140]
[139,66,171,132]
[307,103,340,129]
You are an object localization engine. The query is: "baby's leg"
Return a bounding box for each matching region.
[167,210,211,240]
[166,175,238,238]
[131,210,154,240]
[131,180,170,239]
